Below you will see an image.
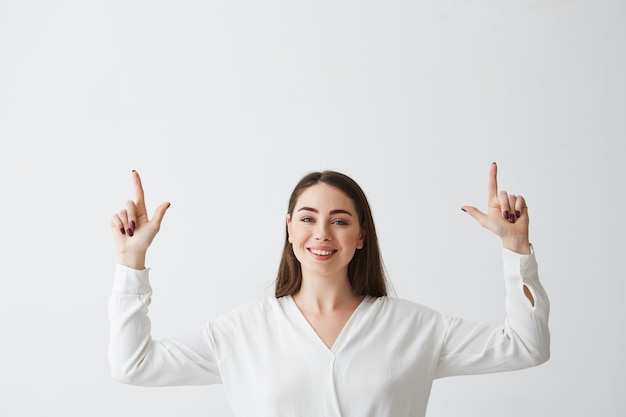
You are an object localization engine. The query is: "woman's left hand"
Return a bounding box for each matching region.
[462,163,531,255]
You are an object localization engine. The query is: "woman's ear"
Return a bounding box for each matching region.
[356,228,365,249]
[286,214,292,243]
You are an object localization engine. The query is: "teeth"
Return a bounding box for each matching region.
[311,249,333,256]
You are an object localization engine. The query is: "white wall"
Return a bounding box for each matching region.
[1,0,624,416]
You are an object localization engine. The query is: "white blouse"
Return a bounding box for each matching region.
[108,248,550,417]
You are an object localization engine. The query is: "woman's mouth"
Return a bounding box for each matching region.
[308,248,337,259]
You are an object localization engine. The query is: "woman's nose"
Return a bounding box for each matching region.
[314,223,332,241]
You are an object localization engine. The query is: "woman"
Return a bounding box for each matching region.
[108,163,549,417]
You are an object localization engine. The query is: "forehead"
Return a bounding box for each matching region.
[295,183,356,210]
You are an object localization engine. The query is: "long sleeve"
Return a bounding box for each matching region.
[107,264,222,386]
[435,246,550,378]
[106,250,550,416]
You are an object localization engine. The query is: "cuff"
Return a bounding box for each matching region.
[502,244,538,285]
[112,263,152,294]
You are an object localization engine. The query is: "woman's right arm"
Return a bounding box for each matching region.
[108,263,222,386]
[108,171,221,386]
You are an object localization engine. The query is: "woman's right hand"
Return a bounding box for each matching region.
[110,171,170,270]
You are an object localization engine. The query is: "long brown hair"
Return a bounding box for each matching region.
[275,170,388,298]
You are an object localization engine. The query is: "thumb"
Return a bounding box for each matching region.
[151,201,171,230]
[461,205,487,227]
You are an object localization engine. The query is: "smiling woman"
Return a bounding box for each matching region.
[108,164,549,417]
[277,170,387,299]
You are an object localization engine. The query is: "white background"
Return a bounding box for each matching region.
[1,0,624,416]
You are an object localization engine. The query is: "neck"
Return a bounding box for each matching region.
[293,271,362,313]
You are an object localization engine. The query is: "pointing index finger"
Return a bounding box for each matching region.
[488,162,498,201]
[131,170,147,215]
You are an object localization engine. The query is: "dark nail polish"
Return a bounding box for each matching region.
[130,220,136,232]
[503,211,509,219]
[120,227,126,235]
[461,208,466,212]
[132,169,136,173]
[127,228,134,237]
[510,214,516,223]
[516,210,521,218]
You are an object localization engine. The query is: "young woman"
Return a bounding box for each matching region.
[108,163,549,417]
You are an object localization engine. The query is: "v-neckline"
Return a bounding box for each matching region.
[287,295,371,354]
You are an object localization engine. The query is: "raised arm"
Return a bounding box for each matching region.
[109,171,170,270]
[435,163,550,378]
[108,172,220,386]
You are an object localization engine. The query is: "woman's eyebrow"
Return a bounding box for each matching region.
[297,207,353,216]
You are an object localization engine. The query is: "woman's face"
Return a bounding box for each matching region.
[287,183,364,282]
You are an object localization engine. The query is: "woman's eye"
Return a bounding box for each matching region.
[333,220,347,225]
[301,217,313,223]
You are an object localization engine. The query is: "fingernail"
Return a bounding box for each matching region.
[509,214,516,223]
[120,227,126,235]
[127,228,134,237]
[503,211,510,219]
[132,169,136,173]
[516,210,521,218]
[461,208,466,212]
[130,220,136,232]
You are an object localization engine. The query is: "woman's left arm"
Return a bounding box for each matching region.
[435,163,550,378]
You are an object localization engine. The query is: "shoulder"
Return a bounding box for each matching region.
[215,297,282,323]
[362,297,449,348]
[201,298,284,359]
[209,297,291,335]
[368,296,445,323]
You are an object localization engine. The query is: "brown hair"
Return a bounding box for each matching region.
[275,170,388,298]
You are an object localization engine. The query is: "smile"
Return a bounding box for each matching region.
[308,248,337,257]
